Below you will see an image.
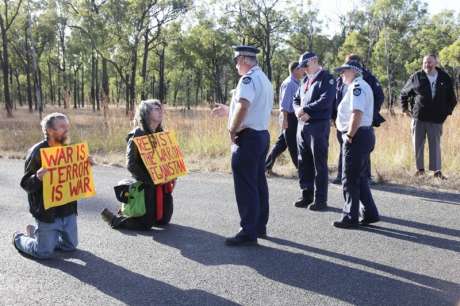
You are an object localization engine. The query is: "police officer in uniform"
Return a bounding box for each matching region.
[293,52,336,211]
[333,60,380,228]
[225,45,274,246]
[332,54,385,185]
[265,61,303,173]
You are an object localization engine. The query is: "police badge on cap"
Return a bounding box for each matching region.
[298,52,318,68]
[335,60,363,74]
[233,45,260,59]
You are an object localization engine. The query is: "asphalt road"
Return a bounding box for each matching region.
[1,158,459,306]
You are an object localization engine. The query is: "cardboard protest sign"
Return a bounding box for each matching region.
[40,143,96,210]
[133,131,187,184]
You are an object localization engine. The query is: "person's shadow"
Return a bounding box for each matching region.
[153,224,460,306]
[40,249,238,305]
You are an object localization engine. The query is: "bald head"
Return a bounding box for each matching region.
[423,55,437,75]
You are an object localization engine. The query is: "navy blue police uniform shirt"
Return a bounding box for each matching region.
[293,69,336,122]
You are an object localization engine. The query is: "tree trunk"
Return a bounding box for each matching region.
[91,50,96,111]
[81,65,84,108]
[158,46,166,103]
[141,29,149,100]
[73,69,78,109]
[47,60,55,105]
[95,56,100,111]
[1,25,13,117]
[14,69,23,106]
[129,45,138,113]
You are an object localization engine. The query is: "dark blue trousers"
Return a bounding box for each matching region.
[297,120,330,203]
[232,129,270,239]
[341,127,379,221]
[265,112,298,170]
[336,129,371,180]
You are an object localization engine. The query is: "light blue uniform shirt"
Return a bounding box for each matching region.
[229,66,274,131]
[279,75,300,113]
[336,76,374,132]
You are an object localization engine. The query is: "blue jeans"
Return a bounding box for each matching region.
[14,214,78,259]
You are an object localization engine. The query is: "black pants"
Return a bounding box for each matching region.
[112,186,157,230]
[341,127,379,221]
[336,129,372,180]
[265,112,298,170]
[232,129,270,239]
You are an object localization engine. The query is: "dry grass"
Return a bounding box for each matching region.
[1,105,459,191]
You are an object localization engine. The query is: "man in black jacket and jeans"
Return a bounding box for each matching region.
[13,113,90,259]
[400,54,457,179]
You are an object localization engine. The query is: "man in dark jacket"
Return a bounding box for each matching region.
[13,113,82,259]
[332,54,385,184]
[293,52,336,211]
[400,54,457,179]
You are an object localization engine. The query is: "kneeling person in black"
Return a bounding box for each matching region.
[101,99,174,230]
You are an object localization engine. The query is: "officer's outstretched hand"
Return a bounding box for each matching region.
[402,110,412,118]
[211,103,229,117]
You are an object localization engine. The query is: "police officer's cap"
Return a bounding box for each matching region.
[335,60,363,74]
[298,52,318,68]
[233,45,260,58]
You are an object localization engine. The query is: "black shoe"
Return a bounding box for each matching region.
[433,171,447,180]
[294,190,313,208]
[257,230,267,239]
[333,218,359,229]
[359,216,380,226]
[309,202,328,211]
[332,177,341,185]
[225,234,258,246]
[101,208,116,225]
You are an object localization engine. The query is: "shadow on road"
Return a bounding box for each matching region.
[328,206,460,241]
[40,249,238,305]
[370,183,460,206]
[153,224,459,306]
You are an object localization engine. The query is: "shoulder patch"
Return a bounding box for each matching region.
[329,78,334,85]
[353,88,362,96]
[242,76,252,85]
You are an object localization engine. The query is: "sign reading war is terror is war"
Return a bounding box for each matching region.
[40,143,96,210]
[133,131,187,184]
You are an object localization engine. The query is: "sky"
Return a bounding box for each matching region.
[309,0,460,36]
[194,0,460,37]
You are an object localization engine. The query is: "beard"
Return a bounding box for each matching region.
[56,134,70,145]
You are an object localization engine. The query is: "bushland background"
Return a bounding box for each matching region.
[0,0,458,190]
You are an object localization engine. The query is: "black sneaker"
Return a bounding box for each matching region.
[433,171,447,180]
[309,202,328,211]
[359,216,380,226]
[294,190,313,208]
[333,218,359,229]
[257,230,267,239]
[225,234,258,246]
[101,208,116,225]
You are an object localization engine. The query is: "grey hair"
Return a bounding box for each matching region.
[243,56,258,66]
[134,99,163,133]
[40,112,69,139]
